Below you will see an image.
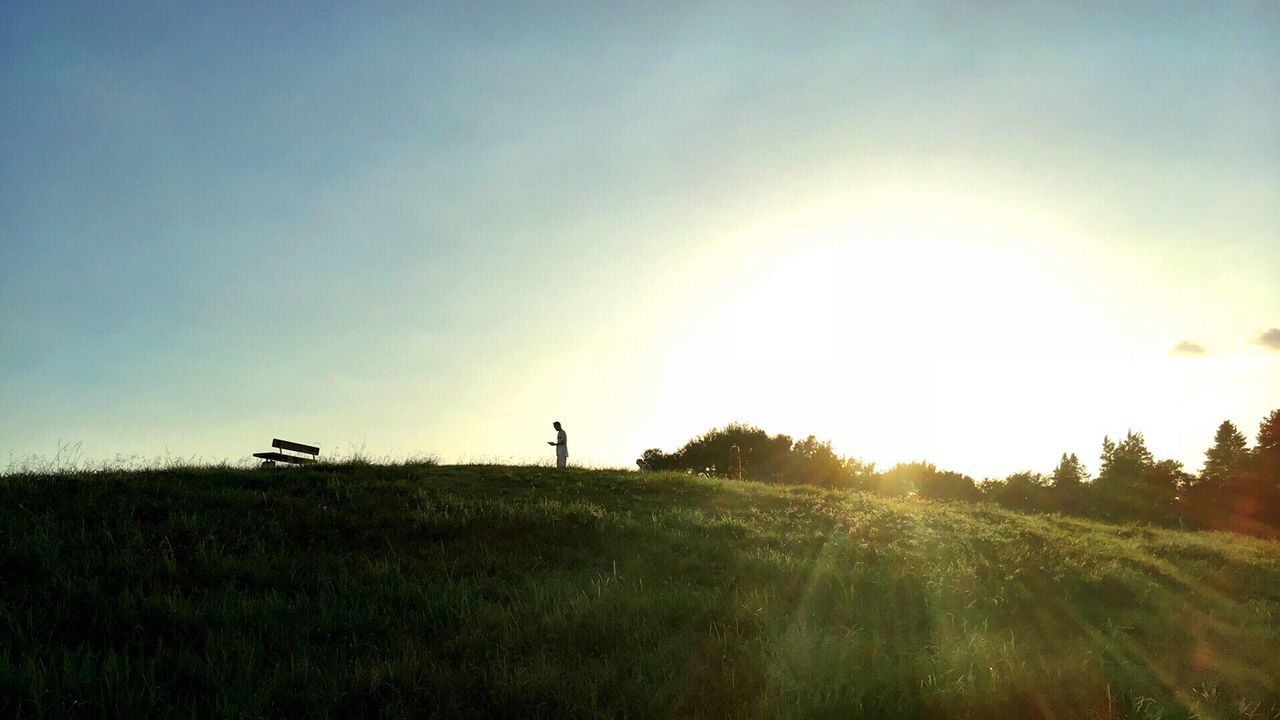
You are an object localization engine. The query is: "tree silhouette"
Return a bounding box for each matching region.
[1045,453,1088,514]
[1199,420,1249,491]
[1257,409,1280,455]
[915,469,980,502]
[785,435,846,486]
[1259,409,1280,520]
[639,411,1280,536]
[841,457,879,493]
[1098,432,1153,485]
[1050,453,1088,488]
[1244,409,1280,529]
[636,448,678,472]
[1094,432,1177,521]
[1183,421,1250,527]
[637,424,779,478]
[640,424,855,484]
[878,462,933,498]
[983,471,1045,510]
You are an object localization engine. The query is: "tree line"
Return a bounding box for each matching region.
[636,410,1280,536]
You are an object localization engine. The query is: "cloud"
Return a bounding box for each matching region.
[1169,340,1207,356]
[1250,328,1280,351]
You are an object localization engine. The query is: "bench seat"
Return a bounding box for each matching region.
[252,451,317,465]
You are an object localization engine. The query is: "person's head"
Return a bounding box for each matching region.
[553,421,562,430]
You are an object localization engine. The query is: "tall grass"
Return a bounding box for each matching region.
[0,464,1277,718]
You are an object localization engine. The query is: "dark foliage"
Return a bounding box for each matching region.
[916,469,981,502]
[981,471,1047,511]
[646,409,1280,536]
[637,423,873,488]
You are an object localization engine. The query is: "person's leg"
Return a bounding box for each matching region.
[557,454,566,470]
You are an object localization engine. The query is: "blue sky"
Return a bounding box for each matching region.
[3,3,1278,475]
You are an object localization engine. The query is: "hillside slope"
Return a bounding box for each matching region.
[1,464,1278,719]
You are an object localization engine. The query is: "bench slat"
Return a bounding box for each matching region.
[272,438,320,456]
[253,452,317,465]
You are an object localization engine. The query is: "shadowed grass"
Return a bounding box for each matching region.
[1,464,1277,718]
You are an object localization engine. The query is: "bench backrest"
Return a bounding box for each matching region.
[273,438,320,456]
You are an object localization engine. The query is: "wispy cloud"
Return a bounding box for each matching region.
[1169,340,1207,356]
[1250,328,1280,351]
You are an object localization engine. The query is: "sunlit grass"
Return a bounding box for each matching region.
[1,464,1277,718]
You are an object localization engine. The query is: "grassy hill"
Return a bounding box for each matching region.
[2,463,1278,719]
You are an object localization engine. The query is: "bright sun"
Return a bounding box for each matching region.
[653,191,1119,476]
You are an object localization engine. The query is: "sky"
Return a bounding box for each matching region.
[2,2,1278,477]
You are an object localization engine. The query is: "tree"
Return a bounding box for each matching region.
[657,423,792,480]
[785,435,846,487]
[1244,409,1280,530]
[877,462,931,497]
[1182,420,1251,527]
[1097,432,1153,488]
[1257,409,1280,456]
[1050,453,1088,488]
[1044,453,1089,514]
[638,424,875,487]
[1199,420,1249,491]
[1094,431,1177,522]
[1187,412,1280,534]
[636,448,678,472]
[1147,459,1190,520]
[841,457,879,493]
[984,471,1046,511]
[916,469,981,502]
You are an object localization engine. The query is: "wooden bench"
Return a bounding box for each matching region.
[253,438,320,466]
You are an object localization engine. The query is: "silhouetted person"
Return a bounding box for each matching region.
[548,421,568,469]
[729,444,743,480]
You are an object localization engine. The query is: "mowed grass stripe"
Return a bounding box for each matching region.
[1,464,1277,718]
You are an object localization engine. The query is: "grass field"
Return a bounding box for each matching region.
[2,463,1278,719]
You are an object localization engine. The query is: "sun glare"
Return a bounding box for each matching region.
[655,191,1115,476]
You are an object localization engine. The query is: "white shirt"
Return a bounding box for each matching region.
[556,429,568,457]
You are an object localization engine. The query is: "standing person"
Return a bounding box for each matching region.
[547,421,568,469]
[729,445,743,480]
